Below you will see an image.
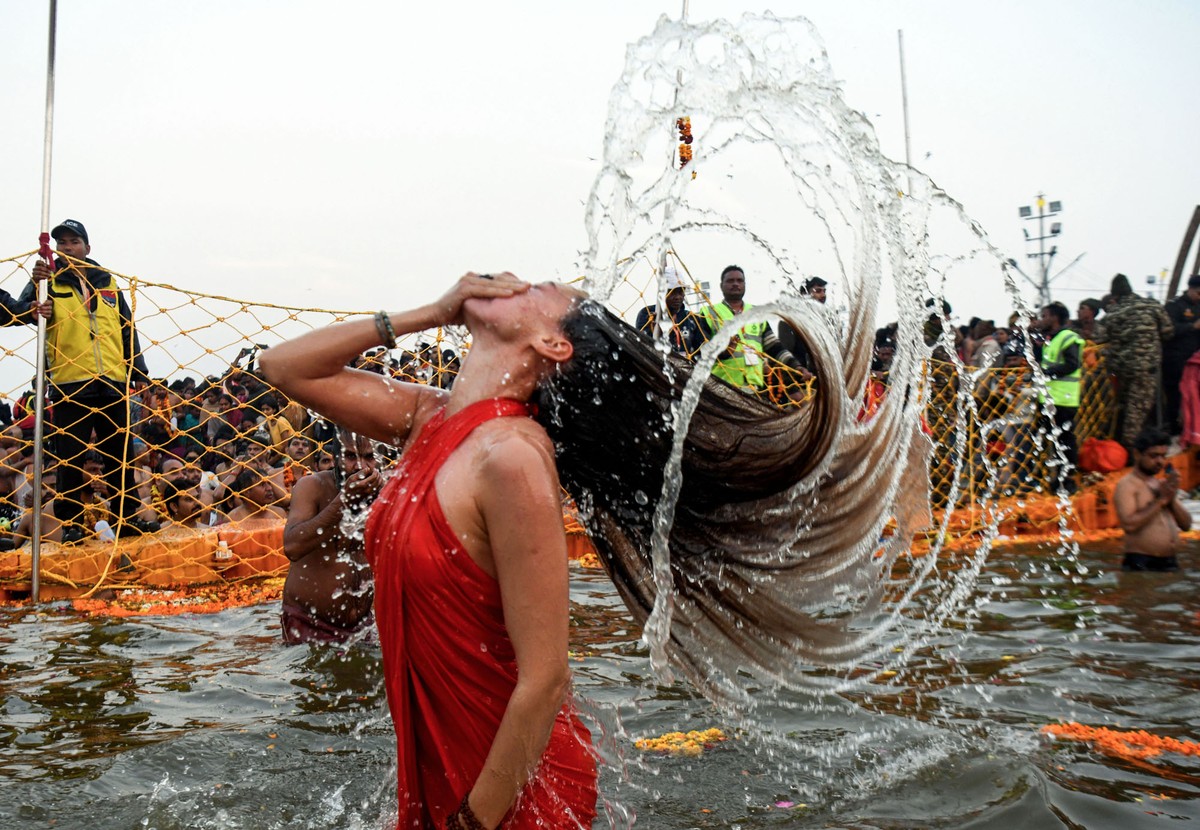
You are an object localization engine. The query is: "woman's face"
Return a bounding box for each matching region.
[465,280,583,337]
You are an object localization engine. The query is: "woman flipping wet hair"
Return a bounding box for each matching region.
[537,296,930,702]
[260,272,596,830]
[262,270,928,823]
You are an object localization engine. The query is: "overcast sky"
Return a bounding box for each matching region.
[1,0,1197,328]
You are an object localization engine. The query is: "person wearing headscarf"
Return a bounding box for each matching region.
[633,265,705,358]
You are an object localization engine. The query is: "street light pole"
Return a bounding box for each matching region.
[1018,193,1063,307]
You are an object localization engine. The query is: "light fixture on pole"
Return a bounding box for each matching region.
[1016,193,1064,307]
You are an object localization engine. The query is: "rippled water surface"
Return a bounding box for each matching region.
[2,541,1198,829]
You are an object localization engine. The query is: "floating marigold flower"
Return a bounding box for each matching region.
[676,116,694,169]
[635,727,727,755]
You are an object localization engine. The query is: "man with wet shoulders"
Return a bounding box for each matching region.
[8,220,155,540]
[280,428,381,645]
[1114,428,1191,572]
[699,264,804,392]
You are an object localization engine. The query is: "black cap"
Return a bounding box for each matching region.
[1187,274,1200,289]
[51,219,88,245]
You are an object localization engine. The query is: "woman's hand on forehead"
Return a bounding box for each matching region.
[435,272,530,327]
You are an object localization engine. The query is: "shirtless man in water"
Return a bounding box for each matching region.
[280,429,381,644]
[1114,427,1192,571]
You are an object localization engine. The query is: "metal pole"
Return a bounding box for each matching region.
[898,30,913,194]
[1037,194,1048,306]
[657,0,689,340]
[31,0,59,603]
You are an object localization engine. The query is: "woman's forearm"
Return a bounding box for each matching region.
[260,305,440,386]
[467,672,571,829]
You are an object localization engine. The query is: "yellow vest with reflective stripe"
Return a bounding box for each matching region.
[702,302,767,388]
[46,275,127,388]
[1041,327,1084,408]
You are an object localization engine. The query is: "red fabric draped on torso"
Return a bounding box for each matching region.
[364,397,597,829]
[1181,353,1200,448]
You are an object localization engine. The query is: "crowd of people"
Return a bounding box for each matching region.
[1,223,1194,591]
[921,272,1193,479]
[4,224,1195,828]
[0,220,453,554]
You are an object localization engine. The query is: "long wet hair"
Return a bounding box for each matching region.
[536,300,930,699]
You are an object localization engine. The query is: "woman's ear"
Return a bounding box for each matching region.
[534,331,573,364]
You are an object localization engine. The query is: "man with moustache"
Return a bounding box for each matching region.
[1114,427,1192,572]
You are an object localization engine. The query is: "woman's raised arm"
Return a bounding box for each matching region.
[258,273,528,445]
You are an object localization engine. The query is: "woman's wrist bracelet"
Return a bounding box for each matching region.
[445,793,486,830]
[374,310,397,349]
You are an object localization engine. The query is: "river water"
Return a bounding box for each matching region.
[2,539,1197,829]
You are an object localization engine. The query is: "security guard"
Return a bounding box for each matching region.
[1039,301,1085,491]
[700,265,801,392]
[15,219,155,539]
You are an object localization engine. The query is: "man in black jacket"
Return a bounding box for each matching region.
[1163,275,1200,434]
[8,220,157,539]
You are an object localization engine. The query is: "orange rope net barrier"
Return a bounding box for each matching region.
[0,250,1131,606]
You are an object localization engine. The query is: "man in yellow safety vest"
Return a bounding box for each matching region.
[1038,301,1085,492]
[14,219,155,540]
[699,265,804,393]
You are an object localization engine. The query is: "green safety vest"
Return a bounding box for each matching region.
[1041,327,1085,408]
[701,302,767,388]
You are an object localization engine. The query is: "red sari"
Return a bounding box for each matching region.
[364,397,597,829]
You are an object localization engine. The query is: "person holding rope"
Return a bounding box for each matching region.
[9,220,157,540]
[260,273,597,829]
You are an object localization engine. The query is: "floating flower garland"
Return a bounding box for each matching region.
[72,580,285,617]
[1042,722,1200,761]
[635,727,727,756]
[676,116,694,174]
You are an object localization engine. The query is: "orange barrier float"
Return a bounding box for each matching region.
[3,446,1196,609]
[0,522,288,605]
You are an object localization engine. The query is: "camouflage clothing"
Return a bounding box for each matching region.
[1093,295,1172,445]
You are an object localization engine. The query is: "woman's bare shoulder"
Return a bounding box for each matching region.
[470,419,558,485]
